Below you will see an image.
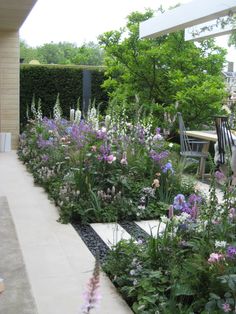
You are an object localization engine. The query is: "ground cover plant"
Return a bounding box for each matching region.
[103,172,236,313]
[18,100,194,224]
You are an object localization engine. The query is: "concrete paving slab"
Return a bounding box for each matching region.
[0,152,132,314]
[135,220,166,236]
[90,222,132,248]
[0,196,38,314]
[195,180,224,203]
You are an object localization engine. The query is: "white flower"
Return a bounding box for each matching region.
[74,109,81,124]
[130,269,136,276]
[160,216,170,224]
[138,205,145,210]
[169,143,174,148]
[215,240,227,248]
[133,279,138,286]
[153,134,163,141]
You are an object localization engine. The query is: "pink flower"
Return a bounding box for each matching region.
[208,252,224,263]
[168,205,174,219]
[81,258,101,314]
[229,207,236,220]
[222,303,231,312]
[106,155,116,164]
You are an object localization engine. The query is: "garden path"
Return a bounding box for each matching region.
[0,151,132,314]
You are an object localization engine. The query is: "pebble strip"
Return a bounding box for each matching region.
[72,223,110,264]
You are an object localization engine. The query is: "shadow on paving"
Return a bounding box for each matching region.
[0,196,38,314]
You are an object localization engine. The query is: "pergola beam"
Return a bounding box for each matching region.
[139,0,236,39]
[185,18,236,41]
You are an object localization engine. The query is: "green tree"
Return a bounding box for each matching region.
[37,42,70,64]
[20,40,42,63]
[99,9,227,131]
[72,42,104,65]
[20,40,104,65]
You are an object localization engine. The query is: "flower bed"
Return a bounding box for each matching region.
[17,107,236,313]
[104,189,236,313]
[18,107,194,223]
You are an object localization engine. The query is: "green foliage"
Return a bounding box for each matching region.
[20,64,108,128]
[99,9,227,132]
[104,183,236,313]
[20,40,104,65]
[72,42,104,66]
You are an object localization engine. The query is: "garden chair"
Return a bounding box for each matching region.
[177,112,209,179]
[214,116,235,165]
[214,116,236,184]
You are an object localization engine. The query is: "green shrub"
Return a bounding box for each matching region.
[20,64,108,129]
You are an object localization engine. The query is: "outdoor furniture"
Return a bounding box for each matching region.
[177,112,209,179]
[214,116,235,166]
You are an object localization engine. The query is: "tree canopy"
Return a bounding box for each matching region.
[20,40,104,66]
[99,9,227,130]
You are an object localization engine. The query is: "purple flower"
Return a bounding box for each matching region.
[149,150,169,163]
[226,246,236,259]
[173,194,186,210]
[222,303,231,313]
[153,128,163,141]
[37,135,54,148]
[65,126,73,135]
[162,162,174,174]
[42,117,57,131]
[188,194,202,205]
[96,128,107,140]
[41,154,49,162]
[215,170,225,182]
[136,125,145,143]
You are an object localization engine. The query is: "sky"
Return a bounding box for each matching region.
[20,0,236,63]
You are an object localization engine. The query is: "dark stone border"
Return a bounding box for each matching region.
[72,223,110,264]
[119,221,149,242]
[72,221,150,264]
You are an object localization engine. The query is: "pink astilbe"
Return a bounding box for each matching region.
[81,257,101,314]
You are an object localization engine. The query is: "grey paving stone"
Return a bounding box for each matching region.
[0,196,38,314]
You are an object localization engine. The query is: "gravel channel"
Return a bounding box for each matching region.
[73,221,150,264]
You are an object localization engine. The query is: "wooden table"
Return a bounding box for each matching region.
[185,130,217,178]
[186,130,217,142]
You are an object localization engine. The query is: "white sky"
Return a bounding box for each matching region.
[20,0,236,63]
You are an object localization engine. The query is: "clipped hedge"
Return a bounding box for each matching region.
[20,64,108,128]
